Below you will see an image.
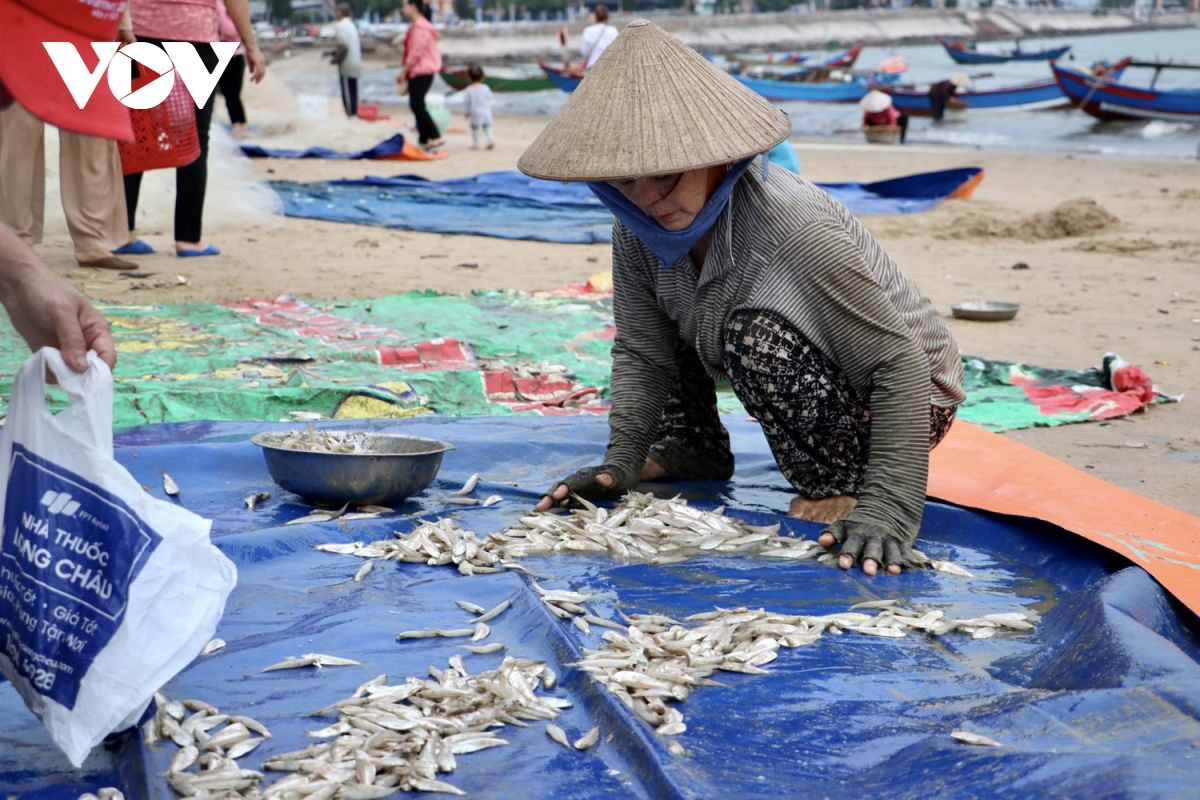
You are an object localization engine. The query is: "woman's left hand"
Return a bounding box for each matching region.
[246,43,267,83]
[819,519,919,577]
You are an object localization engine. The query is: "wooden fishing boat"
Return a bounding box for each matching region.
[886,59,1130,116]
[538,60,583,93]
[942,39,1071,65]
[735,73,870,103]
[736,43,863,74]
[1052,60,1200,122]
[440,69,554,93]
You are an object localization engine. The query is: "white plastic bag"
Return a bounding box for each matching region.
[0,349,236,766]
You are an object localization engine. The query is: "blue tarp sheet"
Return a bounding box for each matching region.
[241,134,414,160]
[4,414,1199,799]
[268,168,983,244]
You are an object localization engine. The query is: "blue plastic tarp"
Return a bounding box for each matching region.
[269,169,984,243]
[240,134,414,160]
[4,414,1198,799]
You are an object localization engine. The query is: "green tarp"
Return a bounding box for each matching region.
[0,291,1161,431]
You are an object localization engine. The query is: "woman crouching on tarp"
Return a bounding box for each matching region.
[523,21,965,578]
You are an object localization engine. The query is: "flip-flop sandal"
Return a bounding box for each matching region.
[112,239,154,255]
[176,245,221,257]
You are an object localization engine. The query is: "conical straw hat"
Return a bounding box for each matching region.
[860,90,893,114]
[518,20,791,182]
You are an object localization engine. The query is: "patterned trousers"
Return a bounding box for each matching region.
[648,310,957,498]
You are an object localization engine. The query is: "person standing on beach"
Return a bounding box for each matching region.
[580,4,618,70]
[216,3,248,138]
[331,3,362,118]
[461,65,494,150]
[124,0,267,258]
[0,2,138,270]
[399,0,444,150]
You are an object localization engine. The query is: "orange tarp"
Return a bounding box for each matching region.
[929,421,1200,615]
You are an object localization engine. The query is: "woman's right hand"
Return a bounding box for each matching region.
[534,464,638,512]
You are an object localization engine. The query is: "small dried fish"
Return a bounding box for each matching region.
[667,741,687,757]
[163,472,180,497]
[397,630,441,640]
[261,653,362,672]
[573,727,600,751]
[545,724,571,749]
[200,638,226,656]
[315,542,365,554]
[481,495,503,507]
[951,730,1001,747]
[452,474,480,496]
[244,491,270,510]
[476,599,512,624]
[354,561,375,582]
[461,643,506,655]
[455,600,485,615]
[471,623,490,642]
[286,512,337,526]
[932,561,974,578]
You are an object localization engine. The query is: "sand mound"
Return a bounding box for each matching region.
[948,198,1119,242]
[1073,237,1160,254]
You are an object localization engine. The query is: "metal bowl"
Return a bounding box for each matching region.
[251,431,454,506]
[950,301,1021,322]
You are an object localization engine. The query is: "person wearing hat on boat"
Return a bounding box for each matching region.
[928,73,971,122]
[861,89,908,144]
[525,21,964,577]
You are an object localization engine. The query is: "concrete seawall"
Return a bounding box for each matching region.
[436,8,1198,63]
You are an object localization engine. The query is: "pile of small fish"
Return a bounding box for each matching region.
[327,492,974,577]
[258,656,572,798]
[142,692,271,797]
[260,426,377,455]
[78,789,124,800]
[572,600,1039,747]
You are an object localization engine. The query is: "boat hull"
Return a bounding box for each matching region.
[943,41,1072,65]
[440,70,554,93]
[1052,63,1200,122]
[538,61,583,93]
[735,74,869,103]
[885,80,1067,116]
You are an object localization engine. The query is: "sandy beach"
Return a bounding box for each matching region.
[30,50,1200,517]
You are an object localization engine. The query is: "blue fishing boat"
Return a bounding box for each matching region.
[735,73,870,103]
[942,39,1071,65]
[885,59,1130,116]
[538,60,582,93]
[885,80,1067,116]
[1053,60,1200,122]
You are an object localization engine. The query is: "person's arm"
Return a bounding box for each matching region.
[536,225,677,509]
[771,222,930,570]
[0,226,116,371]
[118,4,135,46]
[221,0,266,82]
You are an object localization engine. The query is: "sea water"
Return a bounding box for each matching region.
[352,26,1198,160]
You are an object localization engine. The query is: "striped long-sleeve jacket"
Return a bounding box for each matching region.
[606,159,965,545]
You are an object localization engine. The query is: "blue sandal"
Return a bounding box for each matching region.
[112,239,154,255]
[176,245,221,257]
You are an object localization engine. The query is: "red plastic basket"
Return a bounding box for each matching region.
[117,68,201,176]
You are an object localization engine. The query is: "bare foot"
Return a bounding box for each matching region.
[789,495,857,525]
[640,457,665,481]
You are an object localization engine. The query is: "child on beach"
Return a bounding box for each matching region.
[461,65,495,150]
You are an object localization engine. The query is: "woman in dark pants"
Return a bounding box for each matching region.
[122,0,265,257]
[216,3,248,137]
[398,0,444,150]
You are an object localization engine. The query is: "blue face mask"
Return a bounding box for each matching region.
[587,158,754,269]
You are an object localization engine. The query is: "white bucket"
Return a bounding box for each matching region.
[298,94,330,121]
